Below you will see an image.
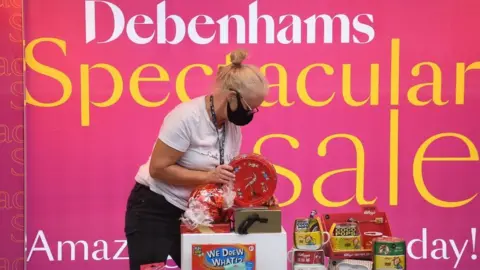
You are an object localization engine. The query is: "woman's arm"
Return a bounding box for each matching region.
[149,103,234,186]
[149,139,234,186]
[148,103,209,186]
[149,139,208,186]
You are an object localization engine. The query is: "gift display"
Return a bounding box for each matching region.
[289,210,329,269]
[179,152,409,270]
[288,206,406,270]
[181,153,287,270]
[321,205,393,260]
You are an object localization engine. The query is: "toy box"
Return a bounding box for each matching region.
[289,249,325,265]
[181,227,287,269]
[320,205,392,260]
[191,244,256,270]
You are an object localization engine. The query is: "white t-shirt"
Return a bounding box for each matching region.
[135,96,242,210]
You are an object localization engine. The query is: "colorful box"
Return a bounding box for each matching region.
[329,223,362,251]
[191,244,256,270]
[288,249,325,265]
[320,205,392,260]
[181,227,287,269]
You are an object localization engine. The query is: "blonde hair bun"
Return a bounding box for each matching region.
[230,49,248,66]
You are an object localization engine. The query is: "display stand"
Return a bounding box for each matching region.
[181,226,288,270]
[320,205,392,261]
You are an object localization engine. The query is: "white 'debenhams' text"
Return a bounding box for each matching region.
[85,0,375,45]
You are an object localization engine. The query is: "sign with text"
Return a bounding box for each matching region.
[24,0,480,269]
[192,244,256,270]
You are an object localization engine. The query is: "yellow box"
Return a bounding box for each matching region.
[329,222,361,251]
[331,235,362,251]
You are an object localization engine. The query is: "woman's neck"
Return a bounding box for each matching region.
[207,94,226,127]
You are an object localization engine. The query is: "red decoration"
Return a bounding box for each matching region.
[180,223,232,234]
[320,205,393,260]
[188,184,226,223]
[230,153,277,207]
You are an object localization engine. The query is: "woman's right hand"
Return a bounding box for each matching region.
[204,164,236,185]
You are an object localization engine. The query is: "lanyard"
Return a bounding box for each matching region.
[209,95,226,165]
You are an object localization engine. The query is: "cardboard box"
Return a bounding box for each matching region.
[191,244,256,270]
[320,205,392,260]
[181,227,288,270]
[234,206,282,234]
[289,249,325,265]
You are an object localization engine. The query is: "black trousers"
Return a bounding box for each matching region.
[125,183,184,270]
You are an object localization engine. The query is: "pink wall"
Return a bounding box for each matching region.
[16,0,480,269]
[0,1,24,269]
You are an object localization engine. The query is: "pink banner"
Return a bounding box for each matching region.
[0,1,24,270]
[24,0,480,269]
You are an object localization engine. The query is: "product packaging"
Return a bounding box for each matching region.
[191,244,256,270]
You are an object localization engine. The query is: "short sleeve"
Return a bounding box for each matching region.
[158,107,191,152]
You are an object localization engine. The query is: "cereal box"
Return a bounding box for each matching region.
[191,244,256,270]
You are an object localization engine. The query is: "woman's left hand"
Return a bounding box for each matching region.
[264,195,279,207]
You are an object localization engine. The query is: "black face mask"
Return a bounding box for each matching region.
[227,92,254,126]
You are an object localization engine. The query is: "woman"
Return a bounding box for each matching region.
[124,49,270,270]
